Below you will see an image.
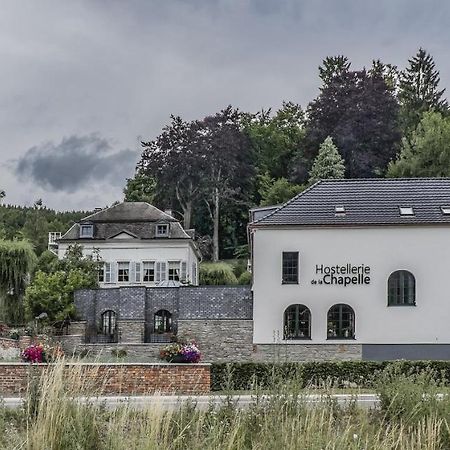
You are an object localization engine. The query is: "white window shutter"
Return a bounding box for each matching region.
[130,262,136,284]
[135,262,141,283]
[181,261,187,283]
[111,262,117,283]
[105,262,111,283]
[156,262,167,282]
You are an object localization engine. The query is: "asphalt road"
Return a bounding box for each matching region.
[1,393,380,410]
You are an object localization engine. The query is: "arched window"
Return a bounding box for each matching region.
[283,305,311,339]
[101,310,116,336]
[327,304,355,339]
[154,309,172,333]
[388,270,416,306]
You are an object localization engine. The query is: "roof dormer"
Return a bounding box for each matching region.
[155,222,169,238]
[79,223,94,238]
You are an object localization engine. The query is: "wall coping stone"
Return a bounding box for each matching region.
[0,362,211,367]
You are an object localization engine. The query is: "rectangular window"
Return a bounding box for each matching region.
[80,224,93,238]
[282,252,299,284]
[135,262,141,283]
[168,261,180,281]
[156,224,169,237]
[117,262,130,282]
[98,265,104,283]
[155,261,167,283]
[143,261,155,282]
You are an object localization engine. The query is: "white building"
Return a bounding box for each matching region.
[249,178,450,360]
[57,202,200,287]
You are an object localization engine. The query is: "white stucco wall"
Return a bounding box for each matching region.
[252,225,450,344]
[58,239,199,287]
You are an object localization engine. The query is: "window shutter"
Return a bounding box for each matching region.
[135,262,141,283]
[156,262,167,282]
[130,262,136,284]
[105,263,111,283]
[111,262,117,283]
[181,261,187,283]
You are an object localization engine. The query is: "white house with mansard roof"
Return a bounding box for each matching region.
[249,178,450,360]
[57,202,200,287]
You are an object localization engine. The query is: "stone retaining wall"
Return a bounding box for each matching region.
[0,363,210,395]
[0,338,20,360]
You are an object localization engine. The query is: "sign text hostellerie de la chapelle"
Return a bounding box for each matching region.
[311,264,371,286]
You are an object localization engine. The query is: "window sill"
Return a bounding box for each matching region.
[387,303,416,307]
[283,337,311,341]
[282,281,299,285]
[327,337,356,340]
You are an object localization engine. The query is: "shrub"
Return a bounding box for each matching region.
[21,342,64,363]
[199,263,238,285]
[111,348,127,358]
[237,271,251,285]
[210,361,450,391]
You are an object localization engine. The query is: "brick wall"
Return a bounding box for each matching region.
[0,363,210,395]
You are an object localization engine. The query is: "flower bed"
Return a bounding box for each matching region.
[159,342,201,363]
[21,342,64,363]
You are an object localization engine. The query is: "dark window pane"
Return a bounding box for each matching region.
[282,252,299,284]
[327,304,355,339]
[284,304,311,339]
[387,271,415,305]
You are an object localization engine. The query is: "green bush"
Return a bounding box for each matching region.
[210,361,450,391]
[199,263,238,285]
[237,271,251,285]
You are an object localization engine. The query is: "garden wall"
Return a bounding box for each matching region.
[0,362,211,395]
[0,337,20,360]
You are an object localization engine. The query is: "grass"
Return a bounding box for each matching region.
[2,361,450,449]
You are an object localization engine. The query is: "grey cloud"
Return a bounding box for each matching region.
[15,135,138,192]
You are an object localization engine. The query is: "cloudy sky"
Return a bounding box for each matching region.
[1,0,450,210]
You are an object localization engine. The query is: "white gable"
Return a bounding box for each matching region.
[111,232,137,240]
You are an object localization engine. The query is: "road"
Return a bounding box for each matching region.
[1,393,380,410]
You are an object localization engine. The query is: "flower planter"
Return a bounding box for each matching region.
[168,355,186,363]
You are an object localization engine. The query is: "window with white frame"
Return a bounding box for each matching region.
[168,261,180,281]
[143,261,155,282]
[156,224,169,237]
[117,262,130,282]
[98,262,112,283]
[80,224,93,238]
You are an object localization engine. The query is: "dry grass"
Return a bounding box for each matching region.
[1,360,450,449]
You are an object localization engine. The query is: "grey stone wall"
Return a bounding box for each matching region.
[178,319,254,362]
[118,320,145,343]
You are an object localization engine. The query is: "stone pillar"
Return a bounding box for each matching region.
[117,320,145,343]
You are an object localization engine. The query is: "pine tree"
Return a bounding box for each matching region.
[399,48,448,132]
[308,136,345,183]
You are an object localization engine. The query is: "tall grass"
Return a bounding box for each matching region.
[2,361,450,449]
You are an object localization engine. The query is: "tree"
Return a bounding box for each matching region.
[0,190,5,206]
[0,239,36,324]
[305,61,401,178]
[258,173,304,206]
[318,55,351,86]
[308,136,345,183]
[387,111,450,177]
[198,106,254,261]
[123,173,156,204]
[399,48,448,133]
[139,116,204,229]
[245,102,305,180]
[24,244,99,322]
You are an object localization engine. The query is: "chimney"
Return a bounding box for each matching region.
[94,207,102,213]
[164,209,173,217]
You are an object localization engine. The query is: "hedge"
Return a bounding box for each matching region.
[210,361,450,391]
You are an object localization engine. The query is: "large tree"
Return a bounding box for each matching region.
[245,102,305,180]
[258,173,304,206]
[399,48,448,133]
[0,239,36,324]
[198,106,254,261]
[387,111,450,177]
[308,136,345,183]
[139,116,204,229]
[123,173,156,204]
[304,58,401,178]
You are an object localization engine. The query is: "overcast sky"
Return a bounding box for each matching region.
[1,0,450,210]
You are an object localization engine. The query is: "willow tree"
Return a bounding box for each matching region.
[0,240,36,324]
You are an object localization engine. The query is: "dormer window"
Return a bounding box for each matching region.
[335,206,346,216]
[156,224,169,237]
[399,207,414,216]
[80,224,93,238]
[441,206,450,215]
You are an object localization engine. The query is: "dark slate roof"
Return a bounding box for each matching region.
[60,202,191,241]
[251,178,450,227]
